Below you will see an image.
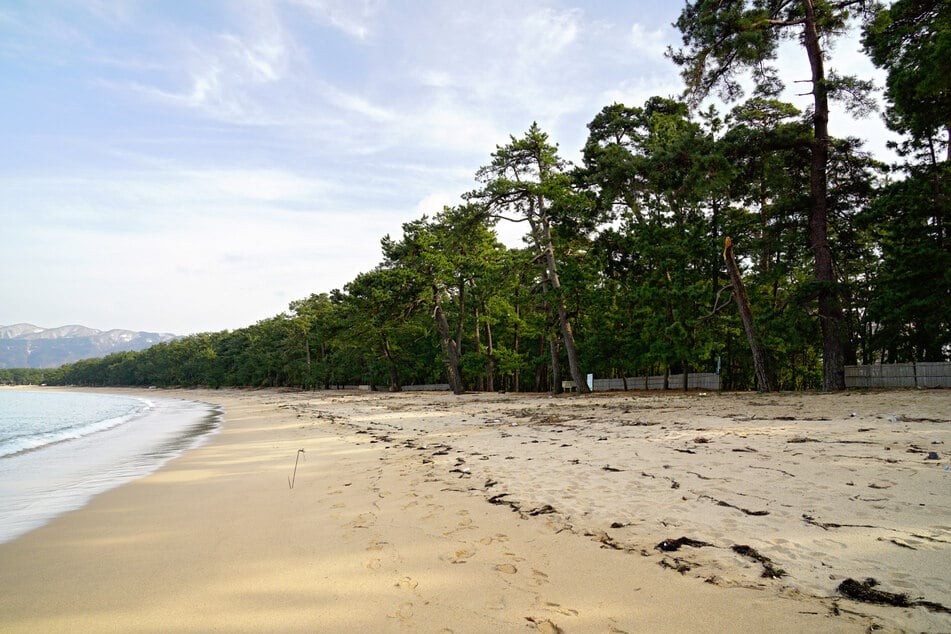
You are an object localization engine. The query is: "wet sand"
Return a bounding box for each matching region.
[1,387,948,632]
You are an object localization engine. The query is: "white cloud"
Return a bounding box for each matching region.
[319,81,396,122]
[517,7,581,61]
[290,0,382,40]
[629,22,668,58]
[415,191,460,217]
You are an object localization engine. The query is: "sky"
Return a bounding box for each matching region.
[0,1,898,336]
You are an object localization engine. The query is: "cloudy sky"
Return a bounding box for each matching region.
[0,1,894,335]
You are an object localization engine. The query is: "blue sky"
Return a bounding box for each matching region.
[0,1,894,335]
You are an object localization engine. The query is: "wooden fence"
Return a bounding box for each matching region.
[845,362,951,389]
[592,372,722,392]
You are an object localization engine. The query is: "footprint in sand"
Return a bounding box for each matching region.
[393,602,414,622]
[396,576,419,590]
[479,533,509,545]
[495,563,518,574]
[445,547,476,564]
[531,569,550,586]
[365,558,381,570]
[526,617,564,633]
[349,513,376,529]
[543,602,579,617]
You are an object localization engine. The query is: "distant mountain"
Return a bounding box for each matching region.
[0,323,178,369]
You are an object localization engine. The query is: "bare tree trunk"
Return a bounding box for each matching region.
[803,0,846,391]
[434,299,464,395]
[534,335,548,392]
[724,237,770,392]
[513,302,521,392]
[484,305,495,392]
[549,331,562,394]
[302,327,312,389]
[473,305,484,392]
[537,208,588,393]
[381,337,402,392]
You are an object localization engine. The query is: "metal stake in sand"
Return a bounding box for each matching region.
[288,448,305,489]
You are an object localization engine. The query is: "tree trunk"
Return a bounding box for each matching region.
[538,207,589,393]
[473,305,484,392]
[513,302,521,392]
[484,304,495,392]
[434,296,464,395]
[549,332,562,394]
[302,327,312,389]
[724,237,770,392]
[534,335,548,392]
[381,337,402,392]
[803,0,846,391]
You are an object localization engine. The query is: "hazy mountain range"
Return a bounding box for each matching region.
[0,324,177,369]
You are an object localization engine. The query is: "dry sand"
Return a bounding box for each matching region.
[1,387,949,633]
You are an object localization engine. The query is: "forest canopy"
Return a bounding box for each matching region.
[12,0,949,392]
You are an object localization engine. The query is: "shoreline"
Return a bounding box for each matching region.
[0,387,948,632]
[0,389,220,544]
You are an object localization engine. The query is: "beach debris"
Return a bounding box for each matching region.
[658,558,693,574]
[801,514,882,531]
[731,544,786,578]
[488,493,511,506]
[838,578,908,606]
[925,451,940,460]
[287,448,305,490]
[655,536,712,552]
[700,495,769,516]
[585,529,627,551]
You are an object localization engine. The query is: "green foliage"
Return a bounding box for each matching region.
[863,0,951,146]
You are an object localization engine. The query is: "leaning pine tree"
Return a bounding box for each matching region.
[468,124,590,394]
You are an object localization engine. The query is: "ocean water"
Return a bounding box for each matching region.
[0,390,220,543]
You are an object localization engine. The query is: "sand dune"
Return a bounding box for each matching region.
[1,387,948,632]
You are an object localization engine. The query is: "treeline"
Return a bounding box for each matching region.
[17,1,951,392]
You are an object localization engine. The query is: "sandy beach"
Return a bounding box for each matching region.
[1,387,949,633]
